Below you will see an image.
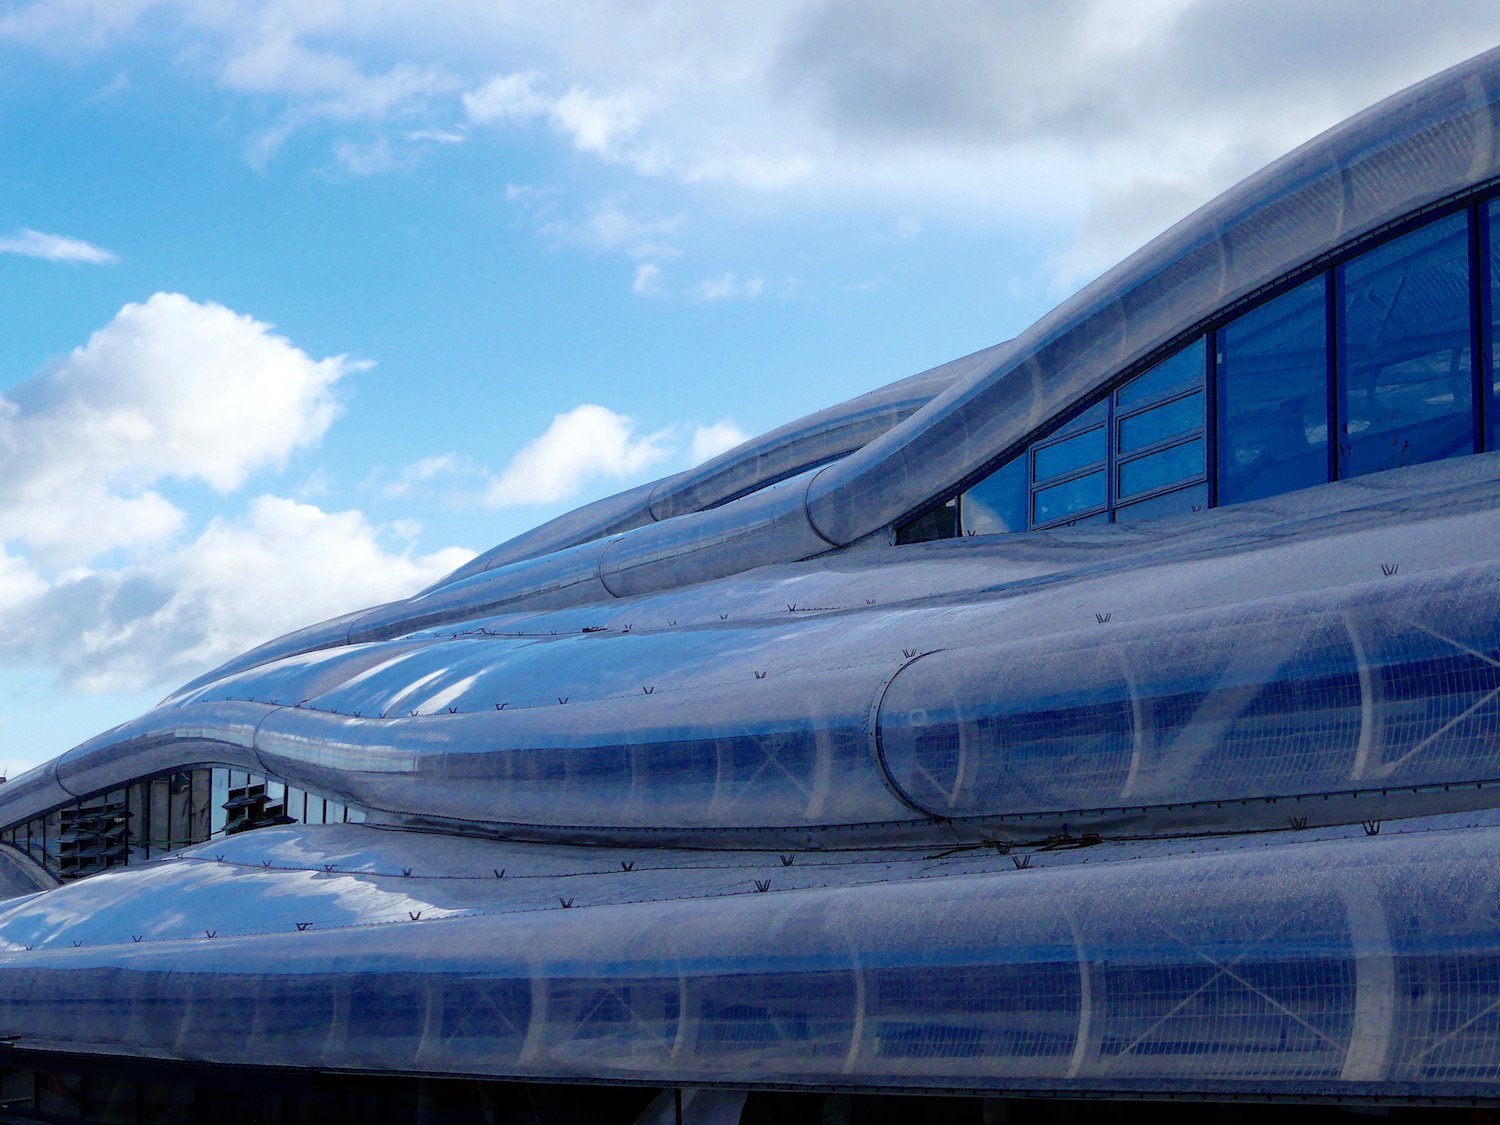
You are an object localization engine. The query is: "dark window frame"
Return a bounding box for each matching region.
[898,181,1500,546]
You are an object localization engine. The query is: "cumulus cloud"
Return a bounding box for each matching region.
[692,272,765,302]
[0,295,474,699]
[484,404,672,508]
[0,497,473,693]
[385,408,746,510]
[689,421,749,464]
[0,292,361,561]
[0,229,117,264]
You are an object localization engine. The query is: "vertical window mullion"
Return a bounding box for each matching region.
[1327,266,1343,482]
[1105,392,1117,520]
[1473,201,1492,451]
[1206,330,1220,509]
[1026,445,1037,530]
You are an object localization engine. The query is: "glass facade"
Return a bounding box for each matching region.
[6,59,1500,1110]
[1339,212,1474,477]
[955,342,1207,532]
[913,199,1498,542]
[1217,276,1329,505]
[1490,198,1500,452]
[0,767,363,881]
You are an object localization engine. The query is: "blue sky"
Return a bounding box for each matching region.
[1,1,1498,776]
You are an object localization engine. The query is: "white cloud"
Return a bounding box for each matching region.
[5,1,1495,267]
[692,272,765,302]
[0,496,473,694]
[0,228,118,264]
[0,292,470,699]
[381,410,748,511]
[461,70,551,123]
[0,0,153,51]
[689,421,749,464]
[465,70,652,166]
[5,3,1500,281]
[216,37,453,122]
[381,453,472,499]
[632,262,663,296]
[90,69,132,101]
[684,153,814,191]
[539,202,685,260]
[407,126,466,144]
[0,292,361,561]
[0,550,45,613]
[484,404,672,508]
[547,85,646,158]
[333,135,399,176]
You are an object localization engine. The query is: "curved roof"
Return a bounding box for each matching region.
[4,50,1500,1106]
[170,44,1500,690]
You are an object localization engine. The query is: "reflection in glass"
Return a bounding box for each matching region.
[1033,470,1105,526]
[1491,200,1500,451]
[1115,483,1208,523]
[1053,399,1108,437]
[1116,339,1204,410]
[1340,212,1474,477]
[1118,392,1203,454]
[961,455,1027,535]
[1218,276,1330,505]
[1033,426,1106,483]
[1118,439,1203,499]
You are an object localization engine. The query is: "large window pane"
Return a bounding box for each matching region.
[1116,339,1204,410]
[1053,399,1108,437]
[1218,276,1330,505]
[1033,426,1105,482]
[1340,211,1474,478]
[1490,199,1500,451]
[1116,483,1208,523]
[1033,470,1105,526]
[962,454,1028,535]
[1118,438,1204,499]
[1118,391,1203,454]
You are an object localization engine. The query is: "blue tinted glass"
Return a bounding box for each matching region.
[1033,470,1105,525]
[962,454,1028,534]
[1118,391,1203,454]
[1218,276,1330,505]
[1116,339,1204,410]
[1053,399,1108,438]
[1491,200,1500,451]
[1115,483,1208,523]
[1033,426,1105,483]
[1340,212,1474,478]
[1118,438,1203,499]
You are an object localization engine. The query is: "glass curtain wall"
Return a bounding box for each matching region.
[956,343,1207,534]
[904,197,1498,544]
[0,767,365,881]
[1216,277,1330,505]
[1338,212,1474,477]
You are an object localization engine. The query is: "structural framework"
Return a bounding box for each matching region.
[3,46,1500,1116]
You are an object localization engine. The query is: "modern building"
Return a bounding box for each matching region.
[2,45,1500,1125]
